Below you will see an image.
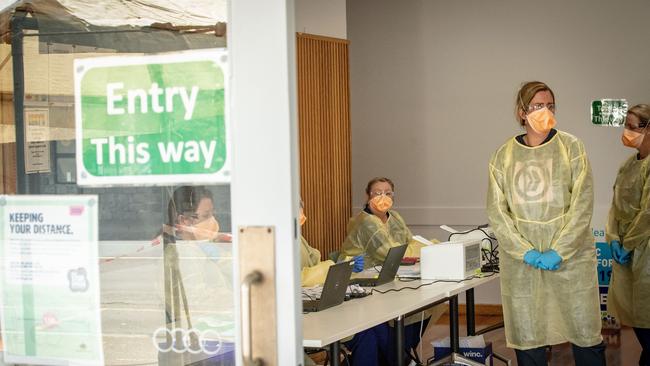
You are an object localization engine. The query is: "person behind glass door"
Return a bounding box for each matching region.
[487,81,605,366]
[166,185,231,243]
[162,186,225,331]
[160,185,233,310]
[606,104,650,366]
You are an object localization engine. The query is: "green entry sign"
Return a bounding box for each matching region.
[591,99,627,127]
[74,49,229,186]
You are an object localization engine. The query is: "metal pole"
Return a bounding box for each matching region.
[328,341,340,366]
[449,295,459,354]
[10,11,28,193]
[467,288,476,336]
[395,315,405,366]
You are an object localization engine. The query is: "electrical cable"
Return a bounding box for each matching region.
[370,272,497,295]
[301,290,317,314]
[416,310,425,365]
[448,226,501,272]
[342,347,351,366]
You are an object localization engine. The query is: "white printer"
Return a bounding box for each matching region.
[420,239,482,280]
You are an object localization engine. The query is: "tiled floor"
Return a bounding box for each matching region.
[420,315,642,366]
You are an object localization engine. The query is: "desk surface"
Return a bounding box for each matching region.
[302,272,500,348]
[446,272,500,296]
[303,280,455,347]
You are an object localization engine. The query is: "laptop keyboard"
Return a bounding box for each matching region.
[351,278,377,287]
[303,300,319,312]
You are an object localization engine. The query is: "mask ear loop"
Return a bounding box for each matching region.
[641,119,649,133]
[629,116,650,134]
[517,94,529,125]
[640,121,650,146]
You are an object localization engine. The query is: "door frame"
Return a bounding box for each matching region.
[230,0,302,364]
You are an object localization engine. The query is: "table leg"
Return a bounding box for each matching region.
[329,341,340,366]
[395,315,405,366]
[466,288,475,336]
[449,295,459,354]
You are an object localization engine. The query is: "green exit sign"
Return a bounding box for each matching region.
[74,49,230,186]
[591,99,627,127]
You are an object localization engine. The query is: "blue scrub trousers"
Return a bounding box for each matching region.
[343,323,392,366]
[514,341,606,366]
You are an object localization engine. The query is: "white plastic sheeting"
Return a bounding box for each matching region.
[0,0,226,27]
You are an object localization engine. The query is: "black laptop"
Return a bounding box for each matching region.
[303,261,353,313]
[350,244,408,287]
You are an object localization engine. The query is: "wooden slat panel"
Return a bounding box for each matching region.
[296,33,351,261]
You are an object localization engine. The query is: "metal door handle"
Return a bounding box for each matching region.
[242,271,263,366]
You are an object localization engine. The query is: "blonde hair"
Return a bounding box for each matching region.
[628,104,650,128]
[515,81,556,126]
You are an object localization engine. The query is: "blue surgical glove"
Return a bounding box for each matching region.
[611,240,623,261]
[619,248,633,265]
[352,255,364,272]
[535,250,562,271]
[611,240,632,265]
[523,250,542,267]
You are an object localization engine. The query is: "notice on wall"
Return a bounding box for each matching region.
[592,223,617,322]
[595,241,613,312]
[74,49,230,187]
[0,195,103,366]
[24,109,51,174]
[591,99,628,127]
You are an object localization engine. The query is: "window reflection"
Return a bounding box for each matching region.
[1,12,234,364]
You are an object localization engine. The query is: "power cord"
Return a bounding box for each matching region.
[448,226,500,272]
[370,272,497,295]
[416,310,425,365]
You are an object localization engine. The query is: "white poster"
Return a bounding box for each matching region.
[24,109,51,174]
[0,195,103,366]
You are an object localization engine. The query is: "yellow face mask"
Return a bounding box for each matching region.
[181,216,220,241]
[369,195,393,213]
[526,107,557,134]
[621,128,645,148]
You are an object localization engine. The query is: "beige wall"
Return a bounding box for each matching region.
[295,0,346,39]
[348,0,650,303]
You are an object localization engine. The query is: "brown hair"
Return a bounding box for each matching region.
[365,177,395,195]
[628,104,650,128]
[515,81,556,126]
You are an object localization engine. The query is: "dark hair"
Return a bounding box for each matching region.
[167,186,213,225]
[365,177,395,195]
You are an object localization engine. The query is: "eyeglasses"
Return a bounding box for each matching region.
[527,103,556,113]
[184,210,216,223]
[369,190,395,197]
[625,121,648,130]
